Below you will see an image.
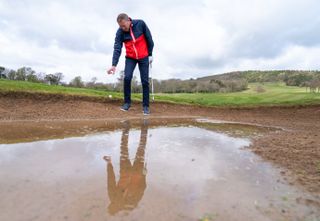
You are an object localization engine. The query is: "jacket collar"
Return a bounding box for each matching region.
[129,17,137,27]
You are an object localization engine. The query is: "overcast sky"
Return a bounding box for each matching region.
[1,0,319,83]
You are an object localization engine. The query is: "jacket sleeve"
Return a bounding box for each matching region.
[112,29,123,66]
[142,20,154,56]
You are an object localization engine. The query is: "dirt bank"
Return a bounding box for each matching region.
[0,91,319,195]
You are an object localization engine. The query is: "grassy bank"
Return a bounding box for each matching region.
[153,82,320,106]
[1,79,319,107]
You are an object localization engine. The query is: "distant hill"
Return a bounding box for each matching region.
[196,70,320,87]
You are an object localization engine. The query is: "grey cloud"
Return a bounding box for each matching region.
[1,0,320,82]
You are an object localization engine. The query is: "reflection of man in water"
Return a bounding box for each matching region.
[103,120,148,215]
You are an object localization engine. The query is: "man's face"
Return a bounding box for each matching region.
[118,19,131,32]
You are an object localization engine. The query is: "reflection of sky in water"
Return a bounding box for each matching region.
[0,126,251,180]
[0,126,318,221]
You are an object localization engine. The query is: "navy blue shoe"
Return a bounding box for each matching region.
[143,106,150,115]
[120,103,131,111]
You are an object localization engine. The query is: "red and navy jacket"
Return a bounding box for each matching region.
[112,18,154,66]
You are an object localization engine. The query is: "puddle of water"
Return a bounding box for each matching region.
[0,117,278,144]
[0,119,319,221]
[0,118,197,144]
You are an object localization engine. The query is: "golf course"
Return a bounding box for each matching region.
[1,0,320,219]
[1,75,320,221]
[1,78,320,106]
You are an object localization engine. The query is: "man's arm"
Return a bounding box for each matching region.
[142,20,154,56]
[112,29,123,67]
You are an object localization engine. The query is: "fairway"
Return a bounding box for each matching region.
[153,82,320,106]
[1,79,319,107]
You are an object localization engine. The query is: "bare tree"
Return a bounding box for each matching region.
[7,70,16,80]
[115,70,125,92]
[309,79,320,93]
[16,67,35,81]
[0,66,5,79]
[44,73,64,85]
[69,76,84,88]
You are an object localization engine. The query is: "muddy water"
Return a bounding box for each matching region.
[0,119,319,221]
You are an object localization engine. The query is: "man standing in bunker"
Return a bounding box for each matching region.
[107,13,154,115]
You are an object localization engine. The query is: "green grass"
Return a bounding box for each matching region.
[0,78,123,99]
[1,79,319,107]
[152,82,320,107]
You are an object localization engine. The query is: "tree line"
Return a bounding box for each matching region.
[2,66,318,93]
[0,66,95,88]
[0,66,249,93]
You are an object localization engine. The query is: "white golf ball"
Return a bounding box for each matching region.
[108,95,112,99]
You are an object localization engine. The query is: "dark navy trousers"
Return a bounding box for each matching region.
[124,56,149,107]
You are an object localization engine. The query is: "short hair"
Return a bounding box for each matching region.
[117,13,129,22]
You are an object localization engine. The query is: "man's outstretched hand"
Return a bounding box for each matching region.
[107,66,116,75]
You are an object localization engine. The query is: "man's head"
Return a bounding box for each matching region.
[117,13,131,32]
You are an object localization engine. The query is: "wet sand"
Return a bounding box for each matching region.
[0,91,319,196]
[0,120,319,220]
